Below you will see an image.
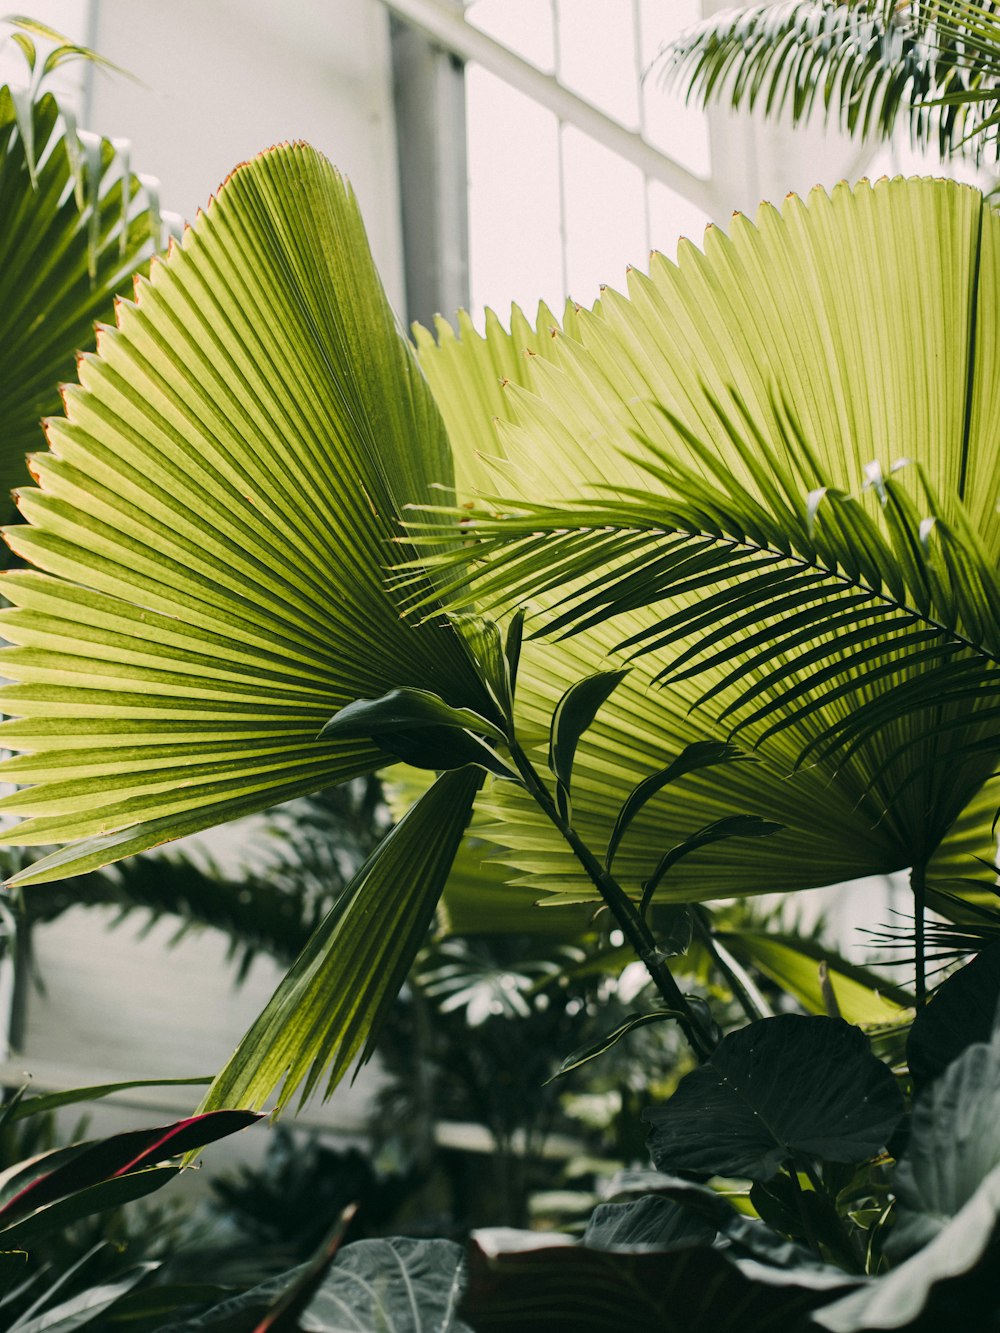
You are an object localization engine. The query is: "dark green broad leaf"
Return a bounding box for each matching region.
[814,1165,1000,1332]
[605,741,749,871]
[320,689,513,777]
[644,1015,904,1181]
[907,941,1000,1091]
[890,1011,1000,1262]
[583,1195,717,1249]
[750,1176,860,1273]
[640,815,784,913]
[301,1238,469,1332]
[548,670,629,819]
[459,1226,853,1332]
[162,1236,469,1333]
[320,688,505,743]
[599,1169,843,1271]
[547,1009,685,1082]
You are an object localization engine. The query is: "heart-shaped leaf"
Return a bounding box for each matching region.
[644,1015,903,1180]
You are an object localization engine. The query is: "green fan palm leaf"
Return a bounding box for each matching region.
[414,176,998,903]
[0,142,493,885]
[0,79,165,518]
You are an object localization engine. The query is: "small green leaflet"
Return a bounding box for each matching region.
[640,815,785,915]
[605,740,750,871]
[548,670,629,821]
[546,1009,685,1082]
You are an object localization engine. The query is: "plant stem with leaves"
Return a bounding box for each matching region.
[505,734,717,1062]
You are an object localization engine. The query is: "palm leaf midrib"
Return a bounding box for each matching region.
[438,512,1000,670]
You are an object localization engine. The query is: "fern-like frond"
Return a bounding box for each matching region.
[656,0,1000,160]
[410,392,999,849]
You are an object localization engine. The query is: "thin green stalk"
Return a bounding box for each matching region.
[506,735,716,1062]
[787,1166,822,1262]
[912,862,927,1006]
[692,908,771,1024]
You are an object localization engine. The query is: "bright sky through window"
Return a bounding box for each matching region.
[465,0,710,325]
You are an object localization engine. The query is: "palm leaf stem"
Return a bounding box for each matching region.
[691,906,772,1023]
[505,729,716,1060]
[912,860,929,1003]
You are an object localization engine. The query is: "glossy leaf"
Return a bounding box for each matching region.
[644,1015,904,1180]
[321,691,511,776]
[319,688,504,744]
[460,1226,853,1332]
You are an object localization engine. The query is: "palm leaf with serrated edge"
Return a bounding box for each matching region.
[0,142,494,886]
[0,80,164,520]
[413,176,998,906]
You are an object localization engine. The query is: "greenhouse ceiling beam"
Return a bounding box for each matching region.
[380,0,719,216]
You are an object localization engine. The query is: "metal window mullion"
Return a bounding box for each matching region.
[380,0,719,215]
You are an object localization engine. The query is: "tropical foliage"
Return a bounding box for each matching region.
[0,18,166,524]
[3,15,1000,1327]
[0,135,995,1106]
[656,0,1000,162]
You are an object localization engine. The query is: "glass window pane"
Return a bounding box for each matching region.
[562,123,646,303]
[466,0,556,72]
[466,64,564,324]
[637,0,710,177]
[555,0,640,129]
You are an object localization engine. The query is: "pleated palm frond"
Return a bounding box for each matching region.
[655,0,1000,161]
[0,142,493,886]
[414,176,999,906]
[1,50,166,519]
[0,139,501,1109]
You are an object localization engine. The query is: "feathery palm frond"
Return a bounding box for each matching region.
[655,1,1000,161]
